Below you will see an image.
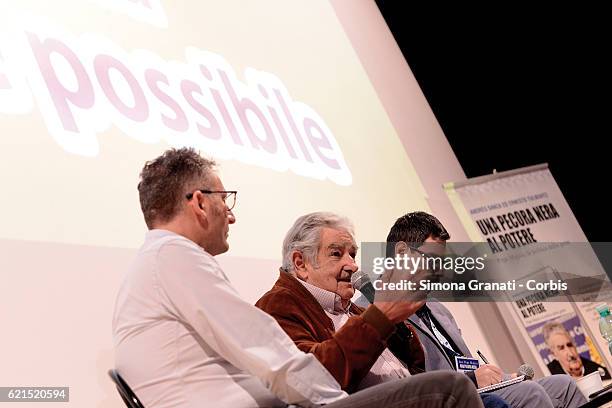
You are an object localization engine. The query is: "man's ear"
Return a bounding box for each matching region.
[292,251,308,280]
[188,192,208,224]
[395,241,409,255]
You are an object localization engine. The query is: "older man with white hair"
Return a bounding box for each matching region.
[543,321,610,380]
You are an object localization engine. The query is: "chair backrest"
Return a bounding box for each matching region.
[108,369,145,408]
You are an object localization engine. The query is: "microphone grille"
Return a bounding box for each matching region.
[518,363,534,380]
[351,271,369,290]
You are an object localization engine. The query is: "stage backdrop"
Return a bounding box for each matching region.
[0,0,493,406]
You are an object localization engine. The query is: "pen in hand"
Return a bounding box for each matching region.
[476,349,490,365]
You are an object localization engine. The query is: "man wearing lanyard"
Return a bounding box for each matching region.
[383,211,587,408]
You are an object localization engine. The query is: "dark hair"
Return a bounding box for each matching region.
[386,211,450,249]
[138,148,216,229]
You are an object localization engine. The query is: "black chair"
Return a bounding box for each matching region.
[108,369,145,408]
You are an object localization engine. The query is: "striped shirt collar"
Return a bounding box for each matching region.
[297,279,350,315]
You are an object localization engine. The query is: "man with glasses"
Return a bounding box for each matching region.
[114,147,344,408]
[112,148,483,408]
[379,211,586,408]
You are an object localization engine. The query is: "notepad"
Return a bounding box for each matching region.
[477,375,525,394]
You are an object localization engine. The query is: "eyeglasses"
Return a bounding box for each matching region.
[408,245,444,272]
[186,190,237,211]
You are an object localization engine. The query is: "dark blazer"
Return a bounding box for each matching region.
[407,300,473,371]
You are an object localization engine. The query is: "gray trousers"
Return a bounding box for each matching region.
[323,371,483,408]
[492,374,586,408]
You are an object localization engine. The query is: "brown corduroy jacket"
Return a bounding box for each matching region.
[255,271,426,393]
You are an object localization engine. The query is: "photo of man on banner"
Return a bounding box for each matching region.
[540,318,610,380]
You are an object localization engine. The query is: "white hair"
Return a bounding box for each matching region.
[542,321,571,345]
[281,212,355,273]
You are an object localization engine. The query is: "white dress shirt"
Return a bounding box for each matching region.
[113,230,346,408]
[297,280,411,390]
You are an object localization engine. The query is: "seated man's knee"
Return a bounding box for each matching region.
[546,374,575,388]
[537,373,581,396]
[441,371,475,390]
[517,381,549,402]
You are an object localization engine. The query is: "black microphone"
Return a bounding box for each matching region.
[351,271,375,304]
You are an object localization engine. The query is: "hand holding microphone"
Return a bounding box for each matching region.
[351,271,424,324]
